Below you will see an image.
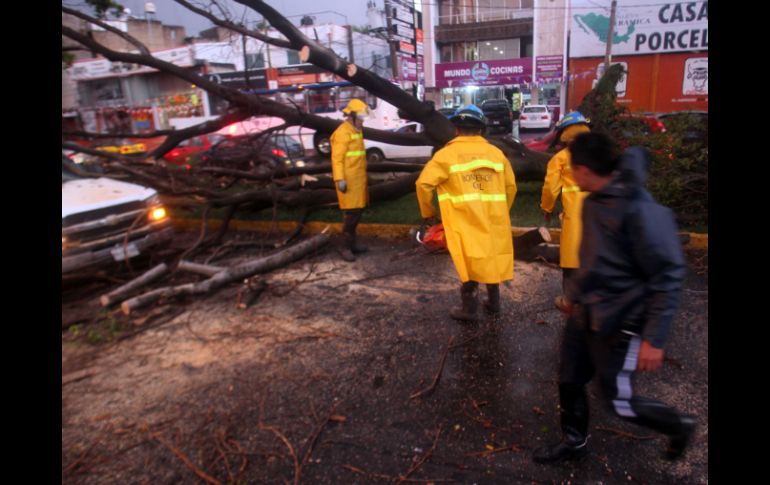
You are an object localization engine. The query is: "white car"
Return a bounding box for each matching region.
[364,123,434,163]
[62,157,173,273]
[519,105,553,130]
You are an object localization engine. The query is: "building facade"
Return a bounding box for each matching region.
[427,0,535,109]
[566,0,708,113]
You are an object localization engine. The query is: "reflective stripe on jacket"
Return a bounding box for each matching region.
[540,147,589,269]
[331,121,368,209]
[416,135,517,284]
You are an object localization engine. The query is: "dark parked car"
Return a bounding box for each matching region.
[656,111,707,144]
[480,99,514,133]
[200,133,306,171]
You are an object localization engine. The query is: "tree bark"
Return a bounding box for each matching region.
[100,263,169,307]
[176,260,226,277]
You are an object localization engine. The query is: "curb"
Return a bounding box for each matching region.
[172,219,708,250]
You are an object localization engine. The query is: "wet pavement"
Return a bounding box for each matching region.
[62,234,708,484]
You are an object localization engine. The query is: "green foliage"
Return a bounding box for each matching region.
[85,0,125,18]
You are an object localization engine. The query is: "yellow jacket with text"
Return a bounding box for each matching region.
[416,136,517,284]
[331,121,368,209]
[540,147,589,269]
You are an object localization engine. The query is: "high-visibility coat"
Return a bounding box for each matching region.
[416,136,517,284]
[331,120,368,209]
[540,147,589,269]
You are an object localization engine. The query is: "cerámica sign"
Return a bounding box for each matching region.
[570,0,708,58]
[435,58,532,88]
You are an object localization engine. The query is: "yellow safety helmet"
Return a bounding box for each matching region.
[342,98,370,116]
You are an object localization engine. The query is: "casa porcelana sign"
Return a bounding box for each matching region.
[570,0,708,58]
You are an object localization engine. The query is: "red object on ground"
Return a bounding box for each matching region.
[418,223,447,251]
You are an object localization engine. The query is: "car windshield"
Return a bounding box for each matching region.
[524,107,547,113]
[396,124,417,133]
[272,134,302,152]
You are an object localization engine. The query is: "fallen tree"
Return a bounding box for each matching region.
[120,232,331,315]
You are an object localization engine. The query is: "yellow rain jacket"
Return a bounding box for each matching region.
[416,136,517,284]
[540,147,589,269]
[331,120,368,209]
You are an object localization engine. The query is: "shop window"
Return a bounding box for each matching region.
[287,50,300,65]
[440,45,453,63]
[245,53,264,69]
[478,38,520,60]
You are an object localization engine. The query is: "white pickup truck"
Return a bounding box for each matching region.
[62,158,173,273]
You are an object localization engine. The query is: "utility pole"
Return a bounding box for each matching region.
[346,25,355,64]
[242,23,250,89]
[384,0,399,80]
[604,0,617,67]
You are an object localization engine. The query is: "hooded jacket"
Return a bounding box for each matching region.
[566,147,686,348]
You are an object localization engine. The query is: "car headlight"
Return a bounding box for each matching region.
[149,207,167,222]
[295,160,306,168]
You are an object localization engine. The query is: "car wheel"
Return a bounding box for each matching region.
[314,133,332,157]
[366,148,385,164]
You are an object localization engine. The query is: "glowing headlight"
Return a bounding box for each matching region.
[149,207,167,221]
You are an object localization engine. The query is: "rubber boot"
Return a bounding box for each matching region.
[350,232,369,254]
[533,384,590,464]
[337,233,356,262]
[484,284,500,314]
[450,281,479,322]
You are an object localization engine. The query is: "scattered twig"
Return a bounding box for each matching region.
[263,426,300,485]
[594,426,656,440]
[397,424,443,483]
[410,336,456,399]
[465,443,522,458]
[298,403,341,483]
[341,464,455,483]
[63,437,104,475]
[151,432,223,485]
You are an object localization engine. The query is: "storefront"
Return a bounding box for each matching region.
[434,58,533,108]
[567,0,707,113]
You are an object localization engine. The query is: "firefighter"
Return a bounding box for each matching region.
[416,105,518,322]
[331,98,370,262]
[540,111,591,305]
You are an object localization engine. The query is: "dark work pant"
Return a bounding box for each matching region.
[342,209,363,236]
[562,268,576,294]
[558,314,687,440]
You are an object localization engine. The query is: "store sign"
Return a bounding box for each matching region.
[277,64,327,86]
[571,0,708,57]
[207,70,269,89]
[398,55,418,81]
[69,47,194,80]
[397,40,416,55]
[535,55,564,83]
[682,57,708,95]
[435,58,532,88]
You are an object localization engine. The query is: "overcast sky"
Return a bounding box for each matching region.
[76,0,375,37]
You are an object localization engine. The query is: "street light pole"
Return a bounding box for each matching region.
[604,0,617,67]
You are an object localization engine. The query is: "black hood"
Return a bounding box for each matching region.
[619,146,650,188]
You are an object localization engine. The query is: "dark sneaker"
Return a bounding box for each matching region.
[533,438,589,464]
[665,415,696,460]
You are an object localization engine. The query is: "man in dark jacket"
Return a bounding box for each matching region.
[533,132,696,464]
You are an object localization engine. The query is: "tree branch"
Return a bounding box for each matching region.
[173,0,292,49]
